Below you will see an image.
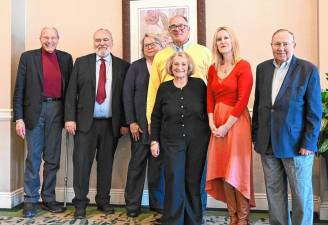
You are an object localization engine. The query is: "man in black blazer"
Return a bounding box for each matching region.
[13,27,73,218]
[65,28,130,219]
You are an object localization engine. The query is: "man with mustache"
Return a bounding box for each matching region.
[65,28,130,219]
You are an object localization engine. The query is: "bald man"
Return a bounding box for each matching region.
[13,27,73,217]
[252,29,322,225]
[65,28,130,219]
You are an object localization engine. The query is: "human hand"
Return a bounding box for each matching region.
[130,122,143,141]
[217,125,229,137]
[299,148,313,156]
[150,141,160,157]
[65,121,76,135]
[16,119,26,139]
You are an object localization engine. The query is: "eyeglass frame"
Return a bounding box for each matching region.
[168,23,189,31]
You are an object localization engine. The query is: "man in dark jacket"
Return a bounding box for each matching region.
[13,27,73,218]
[65,28,130,219]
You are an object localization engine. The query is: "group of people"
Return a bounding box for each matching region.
[13,14,322,225]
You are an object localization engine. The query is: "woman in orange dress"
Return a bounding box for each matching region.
[206,27,255,225]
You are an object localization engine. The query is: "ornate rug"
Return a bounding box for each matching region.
[0,206,270,225]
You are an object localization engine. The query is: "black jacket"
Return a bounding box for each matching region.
[13,48,73,129]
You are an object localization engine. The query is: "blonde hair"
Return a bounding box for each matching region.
[166,52,195,77]
[211,26,240,70]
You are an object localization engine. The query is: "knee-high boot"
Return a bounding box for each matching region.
[223,182,238,225]
[235,191,250,225]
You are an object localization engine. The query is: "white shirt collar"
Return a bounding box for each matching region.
[96,53,112,63]
[273,56,292,69]
[171,39,191,52]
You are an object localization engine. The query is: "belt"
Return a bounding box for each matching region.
[42,97,62,102]
[94,117,111,120]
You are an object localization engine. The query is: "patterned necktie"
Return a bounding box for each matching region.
[96,58,106,104]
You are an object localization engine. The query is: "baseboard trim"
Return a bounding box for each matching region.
[0,187,320,214]
[0,188,24,208]
[320,201,328,220]
[54,188,320,212]
[0,109,12,121]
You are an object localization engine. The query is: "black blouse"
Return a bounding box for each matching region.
[151,77,209,142]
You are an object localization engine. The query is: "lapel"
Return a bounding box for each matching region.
[34,49,43,86]
[263,60,275,106]
[88,53,97,90]
[111,54,119,95]
[141,58,149,77]
[56,51,65,90]
[273,56,298,105]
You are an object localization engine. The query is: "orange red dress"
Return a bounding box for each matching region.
[206,59,255,207]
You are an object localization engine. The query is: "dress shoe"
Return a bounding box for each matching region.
[42,201,66,213]
[153,217,162,225]
[74,207,86,219]
[22,202,38,218]
[149,207,163,214]
[127,209,140,217]
[97,204,114,214]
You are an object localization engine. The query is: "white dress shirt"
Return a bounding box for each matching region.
[93,54,112,118]
[271,57,292,104]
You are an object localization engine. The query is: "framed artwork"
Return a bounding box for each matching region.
[122,0,206,61]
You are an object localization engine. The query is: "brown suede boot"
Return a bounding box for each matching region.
[223,182,238,225]
[236,191,250,225]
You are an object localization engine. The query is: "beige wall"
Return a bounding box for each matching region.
[319,0,328,85]
[1,0,326,209]
[26,0,123,59]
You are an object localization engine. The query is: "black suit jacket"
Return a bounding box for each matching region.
[13,48,73,129]
[65,53,130,137]
[123,58,150,143]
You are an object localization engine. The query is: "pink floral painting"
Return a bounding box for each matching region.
[139,8,188,47]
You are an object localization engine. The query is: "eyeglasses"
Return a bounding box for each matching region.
[144,42,159,49]
[168,24,189,30]
[271,42,294,48]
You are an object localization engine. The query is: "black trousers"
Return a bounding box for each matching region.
[161,136,209,225]
[72,118,118,208]
[124,138,164,211]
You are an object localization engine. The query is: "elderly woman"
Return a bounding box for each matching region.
[123,33,164,217]
[206,27,255,225]
[150,52,210,225]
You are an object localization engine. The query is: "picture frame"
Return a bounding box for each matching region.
[122,0,206,62]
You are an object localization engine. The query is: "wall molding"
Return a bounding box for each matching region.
[0,109,12,121]
[0,187,321,215]
[0,188,24,208]
[320,201,328,220]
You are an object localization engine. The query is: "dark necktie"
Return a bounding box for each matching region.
[96,58,106,104]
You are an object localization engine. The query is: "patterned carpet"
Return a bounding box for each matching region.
[0,205,270,225]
